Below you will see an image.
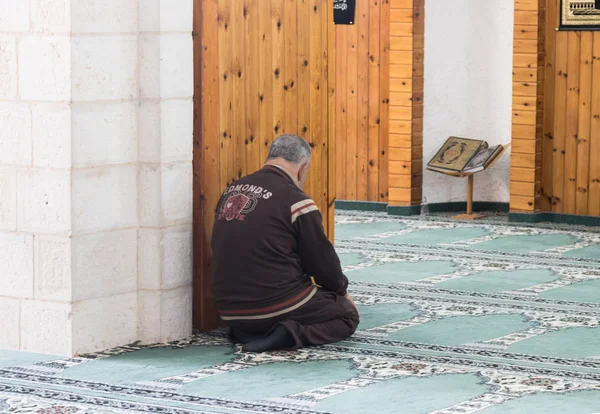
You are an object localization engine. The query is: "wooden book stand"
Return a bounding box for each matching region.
[440,143,510,221]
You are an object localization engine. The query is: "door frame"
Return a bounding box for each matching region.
[191,0,337,331]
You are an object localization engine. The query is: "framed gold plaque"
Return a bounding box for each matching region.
[560,0,600,30]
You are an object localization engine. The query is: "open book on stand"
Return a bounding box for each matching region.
[426,137,504,175]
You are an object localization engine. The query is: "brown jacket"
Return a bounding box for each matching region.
[210,165,348,321]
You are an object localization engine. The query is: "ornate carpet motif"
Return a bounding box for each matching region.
[3,211,600,413]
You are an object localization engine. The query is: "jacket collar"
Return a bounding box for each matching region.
[262,164,297,186]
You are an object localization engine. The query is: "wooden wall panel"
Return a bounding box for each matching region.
[368,0,381,201]
[536,1,600,216]
[378,0,390,203]
[335,0,390,202]
[589,33,600,216]
[193,0,335,330]
[576,32,593,215]
[509,0,545,213]
[193,0,220,330]
[346,11,358,200]
[386,0,423,206]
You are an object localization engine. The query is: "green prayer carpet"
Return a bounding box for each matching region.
[3,211,600,413]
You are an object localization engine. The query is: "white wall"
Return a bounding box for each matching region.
[423,0,514,204]
[0,0,193,356]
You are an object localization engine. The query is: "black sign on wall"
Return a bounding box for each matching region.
[334,0,356,25]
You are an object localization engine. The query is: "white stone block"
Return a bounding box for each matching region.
[72,0,138,33]
[72,165,137,234]
[139,0,159,32]
[160,34,193,98]
[0,0,29,32]
[139,35,160,99]
[138,101,160,162]
[0,233,33,298]
[138,229,161,289]
[160,0,193,32]
[0,102,31,166]
[161,99,193,162]
[139,164,161,227]
[31,0,70,33]
[160,285,192,342]
[72,102,137,168]
[0,36,17,99]
[18,169,71,233]
[72,230,137,301]
[32,103,71,169]
[0,297,20,350]
[34,236,71,302]
[137,290,160,344]
[161,162,192,226]
[72,36,138,101]
[72,292,137,354]
[21,300,72,356]
[161,226,192,289]
[0,167,17,231]
[19,36,71,101]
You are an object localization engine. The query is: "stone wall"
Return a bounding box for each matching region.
[0,0,193,356]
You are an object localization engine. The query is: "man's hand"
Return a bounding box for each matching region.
[345,294,359,315]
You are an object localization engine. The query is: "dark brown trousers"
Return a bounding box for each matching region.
[226,289,360,350]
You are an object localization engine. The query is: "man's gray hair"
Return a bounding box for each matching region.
[266,134,312,164]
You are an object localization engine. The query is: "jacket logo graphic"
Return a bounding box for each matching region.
[219,193,250,221]
[217,184,272,222]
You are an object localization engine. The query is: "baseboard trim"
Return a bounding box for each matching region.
[335,200,388,212]
[509,212,600,227]
[387,205,421,216]
[336,200,600,226]
[427,202,510,213]
[336,200,509,216]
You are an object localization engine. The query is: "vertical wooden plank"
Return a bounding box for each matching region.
[367,0,380,202]
[335,25,347,200]
[244,0,261,173]
[284,0,298,133]
[510,3,540,213]
[323,0,330,223]
[576,32,593,215]
[412,0,424,205]
[589,33,600,216]
[272,1,285,143]
[298,0,313,197]
[541,0,557,211]
[346,11,358,200]
[258,0,273,163]
[356,0,370,200]
[310,0,324,211]
[379,0,390,202]
[231,1,247,182]
[552,32,568,213]
[218,0,233,189]
[327,0,336,239]
[563,32,580,214]
[194,0,220,329]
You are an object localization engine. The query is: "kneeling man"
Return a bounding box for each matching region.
[211,134,359,352]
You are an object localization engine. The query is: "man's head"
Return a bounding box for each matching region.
[265,134,312,189]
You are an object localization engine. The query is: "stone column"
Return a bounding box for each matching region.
[0,0,193,356]
[136,0,194,346]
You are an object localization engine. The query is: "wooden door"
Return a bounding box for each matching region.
[193,0,336,330]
